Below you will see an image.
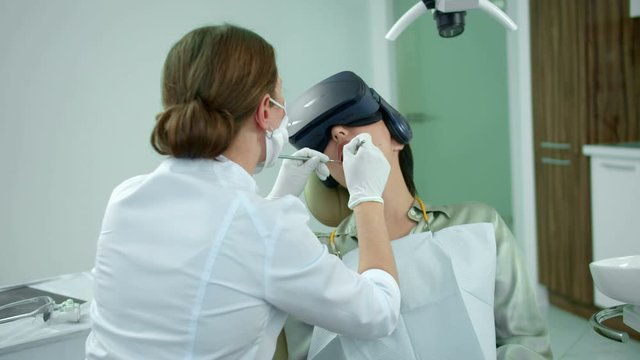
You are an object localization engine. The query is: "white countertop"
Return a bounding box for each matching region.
[583,142,640,160]
[0,272,92,355]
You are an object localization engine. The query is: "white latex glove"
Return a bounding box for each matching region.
[267,148,330,199]
[343,133,390,209]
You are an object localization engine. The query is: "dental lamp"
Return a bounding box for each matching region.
[386,0,517,40]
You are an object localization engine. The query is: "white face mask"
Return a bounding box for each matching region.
[254,98,288,174]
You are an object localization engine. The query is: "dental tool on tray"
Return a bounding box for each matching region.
[0,296,81,325]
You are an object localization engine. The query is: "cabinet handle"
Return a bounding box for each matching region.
[601,163,636,172]
[541,157,571,166]
[541,142,571,150]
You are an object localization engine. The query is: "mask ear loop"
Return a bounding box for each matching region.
[267,97,287,139]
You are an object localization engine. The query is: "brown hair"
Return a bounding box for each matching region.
[151,24,278,159]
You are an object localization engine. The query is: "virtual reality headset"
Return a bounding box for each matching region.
[287,71,412,152]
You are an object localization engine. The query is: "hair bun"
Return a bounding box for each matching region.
[151,99,237,158]
[208,105,233,123]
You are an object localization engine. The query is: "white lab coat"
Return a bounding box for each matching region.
[85,157,400,360]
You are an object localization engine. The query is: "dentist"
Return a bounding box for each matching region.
[85,25,400,360]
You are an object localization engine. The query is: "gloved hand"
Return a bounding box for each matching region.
[343,133,390,209]
[267,148,331,199]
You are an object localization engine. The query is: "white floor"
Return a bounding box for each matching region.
[546,305,640,359]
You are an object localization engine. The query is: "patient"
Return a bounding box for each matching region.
[276,71,553,360]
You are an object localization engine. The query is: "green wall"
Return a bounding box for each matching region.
[393,0,513,224]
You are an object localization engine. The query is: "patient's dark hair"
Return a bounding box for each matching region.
[322,116,417,197]
[398,143,417,196]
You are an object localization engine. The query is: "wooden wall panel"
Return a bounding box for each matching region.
[585,0,640,144]
[531,0,593,305]
[531,0,640,314]
[531,0,587,153]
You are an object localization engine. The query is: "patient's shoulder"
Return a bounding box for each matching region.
[334,212,356,234]
[436,201,497,216]
[430,201,505,229]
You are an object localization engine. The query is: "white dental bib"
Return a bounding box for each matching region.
[308,223,497,360]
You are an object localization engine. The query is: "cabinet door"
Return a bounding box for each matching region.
[531,0,594,305]
[530,0,589,152]
[534,154,594,304]
[590,157,640,307]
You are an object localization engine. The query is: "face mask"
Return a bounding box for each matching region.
[254,98,289,174]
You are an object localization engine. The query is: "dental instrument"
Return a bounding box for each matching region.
[0,296,81,325]
[278,155,340,163]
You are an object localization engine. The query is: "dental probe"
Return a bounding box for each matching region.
[278,155,340,163]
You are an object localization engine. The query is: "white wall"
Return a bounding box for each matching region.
[506,0,548,306]
[0,0,395,287]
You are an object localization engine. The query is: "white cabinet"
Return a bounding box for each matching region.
[584,143,640,308]
[0,332,89,360]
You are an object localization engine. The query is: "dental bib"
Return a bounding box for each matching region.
[308,223,497,360]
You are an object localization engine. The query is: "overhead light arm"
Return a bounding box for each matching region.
[385,0,517,41]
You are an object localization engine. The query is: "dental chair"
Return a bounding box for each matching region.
[303,174,351,228]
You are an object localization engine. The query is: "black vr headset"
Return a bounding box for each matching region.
[287,71,412,152]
